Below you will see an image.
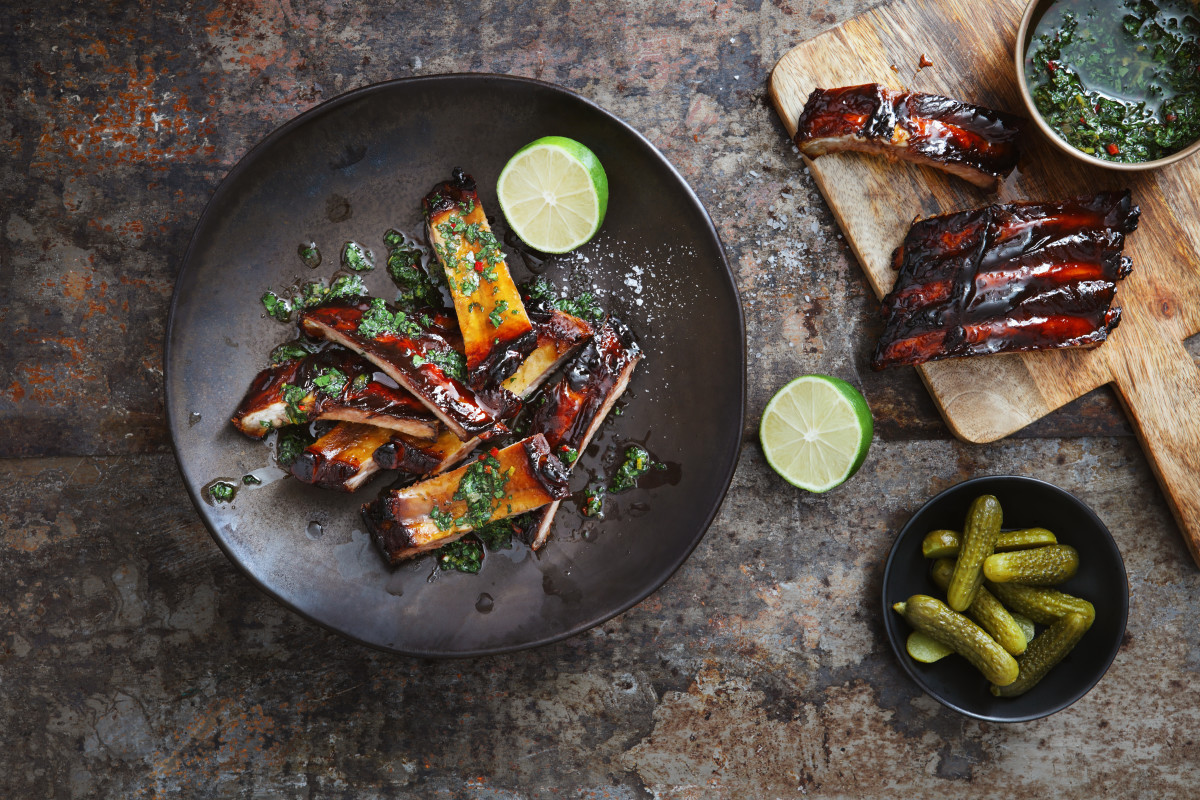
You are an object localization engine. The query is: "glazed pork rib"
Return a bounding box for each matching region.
[794,84,1024,188]
[425,169,537,389]
[290,423,399,492]
[362,434,570,566]
[525,317,643,549]
[295,309,596,491]
[300,299,506,440]
[873,190,1139,369]
[230,348,439,440]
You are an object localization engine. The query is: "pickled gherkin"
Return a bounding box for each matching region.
[984,544,1079,585]
[931,558,1027,656]
[990,612,1090,697]
[947,495,1002,611]
[893,594,1019,686]
[985,581,1096,628]
[921,527,1057,559]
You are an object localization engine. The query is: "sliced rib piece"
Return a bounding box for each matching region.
[290,423,396,492]
[300,299,506,440]
[301,309,596,491]
[525,317,643,549]
[230,348,439,440]
[794,84,1024,188]
[873,191,1139,369]
[503,309,595,395]
[380,308,596,478]
[425,169,537,389]
[362,434,570,565]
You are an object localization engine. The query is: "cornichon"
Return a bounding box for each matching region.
[893,594,1019,686]
[931,558,1026,656]
[990,611,1090,697]
[921,527,1057,559]
[984,544,1079,585]
[947,495,1002,612]
[985,581,1096,628]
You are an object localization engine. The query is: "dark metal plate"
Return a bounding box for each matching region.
[165,75,746,656]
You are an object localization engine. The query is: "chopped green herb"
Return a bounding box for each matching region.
[582,485,606,518]
[342,241,375,272]
[610,445,658,493]
[280,384,309,424]
[437,538,483,572]
[489,299,510,328]
[356,297,422,340]
[269,341,316,364]
[386,238,440,308]
[383,228,405,248]
[458,196,476,215]
[475,517,518,550]
[524,276,605,322]
[261,291,292,322]
[452,453,510,529]
[327,274,367,301]
[294,280,329,309]
[275,427,315,467]
[311,367,347,397]
[458,272,480,296]
[241,474,262,486]
[350,373,370,393]
[208,481,237,503]
[431,506,455,532]
[298,242,321,269]
[426,347,465,381]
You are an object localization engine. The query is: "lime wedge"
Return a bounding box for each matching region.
[496,136,608,254]
[759,375,873,492]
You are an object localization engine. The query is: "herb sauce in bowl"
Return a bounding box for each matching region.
[1025,0,1200,163]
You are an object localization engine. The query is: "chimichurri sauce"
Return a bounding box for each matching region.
[1026,0,1200,162]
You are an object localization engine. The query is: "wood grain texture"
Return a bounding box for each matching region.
[769,0,1200,563]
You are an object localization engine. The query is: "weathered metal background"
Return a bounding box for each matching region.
[1,0,1197,797]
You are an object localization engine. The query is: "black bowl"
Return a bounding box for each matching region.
[882,476,1128,722]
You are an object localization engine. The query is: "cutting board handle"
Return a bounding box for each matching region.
[1111,334,1200,566]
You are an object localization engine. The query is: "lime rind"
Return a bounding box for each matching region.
[496,136,609,254]
[759,375,873,493]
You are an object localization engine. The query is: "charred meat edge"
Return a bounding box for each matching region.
[525,317,643,549]
[362,433,570,566]
[425,169,537,389]
[230,348,439,440]
[794,83,1024,189]
[300,299,504,440]
[873,191,1138,369]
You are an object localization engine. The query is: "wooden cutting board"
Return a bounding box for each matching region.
[768,0,1200,565]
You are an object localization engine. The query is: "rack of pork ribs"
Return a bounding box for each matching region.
[872,191,1139,369]
[231,170,642,565]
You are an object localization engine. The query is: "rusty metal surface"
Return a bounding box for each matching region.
[1,0,1198,797]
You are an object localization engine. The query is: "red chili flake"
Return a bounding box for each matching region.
[1079,116,1087,125]
[474,260,485,272]
[1106,143,1120,155]
[1047,60,1058,72]
[489,447,500,458]
[918,54,934,69]
[1167,113,1178,123]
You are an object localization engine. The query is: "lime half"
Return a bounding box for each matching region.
[497,136,608,254]
[759,375,873,493]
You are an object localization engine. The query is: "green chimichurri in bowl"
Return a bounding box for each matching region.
[1017,0,1200,169]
